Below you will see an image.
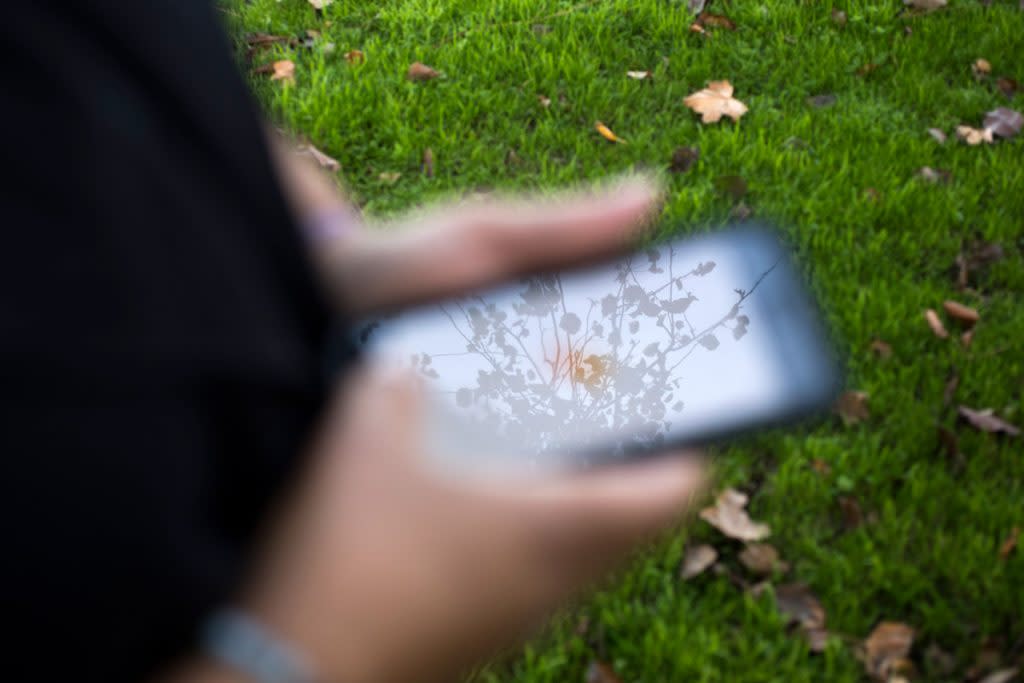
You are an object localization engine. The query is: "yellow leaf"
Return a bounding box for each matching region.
[683,80,748,123]
[595,121,626,144]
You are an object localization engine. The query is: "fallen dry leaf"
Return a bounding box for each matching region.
[595,121,626,144]
[838,495,864,530]
[344,49,365,64]
[683,80,748,123]
[775,583,829,652]
[700,488,771,541]
[862,622,915,680]
[942,300,979,325]
[973,58,993,79]
[297,143,340,172]
[835,390,869,426]
[267,59,296,83]
[585,660,623,683]
[680,543,718,579]
[670,146,700,174]
[980,669,1020,683]
[918,166,951,184]
[407,62,440,81]
[925,308,949,339]
[927,127,947,143]
[626,70,652,80]
[689,22,706,34]
[996,76,1020,98]
[904,0,947,8]
[537,94,551,108]
[984,107,1024,139]
[999,526,1019,559]
[957,125,994,145]
[378,171,402,184]
[961,328,975,348]
[958,406,1021,436]
[697,12,737,30]
[739,543,789,575]
[870,339,893,358]
[422,148,434,178]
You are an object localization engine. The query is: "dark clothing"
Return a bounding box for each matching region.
[1,2,332,680]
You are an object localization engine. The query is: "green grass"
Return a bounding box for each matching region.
[224,0,1023,680]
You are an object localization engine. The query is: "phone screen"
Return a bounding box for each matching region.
[360,226,840,471]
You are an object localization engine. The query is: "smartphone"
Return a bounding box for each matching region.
[357,224,842,473]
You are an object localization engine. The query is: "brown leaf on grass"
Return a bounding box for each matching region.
[904,0,947,8]
[943,373,960,406]
[297,143,340,172]
[834,390,869,426]
[344,49,365,64]
[918,166,951,183]
[626,70,652,80]
[838,495,864,530]
[407,62,440,81]
[959,406,1021,436]
[927,127,947,143]
[980,669,1020,683]
[961,328,975,348]
[267,59,296,83]
[537,94,551,108]
[739,543,789,575]
[973,58,993,79]
[862,622,915,681]
[831,8,848,25]
[595,121,626,144]
[925,309,949,339]
[689,22,707,34]
[670,146,700,173]
[957,125,994,145]
[585,660,623,683]
[697,12,737,30]
[999,526,1020,560]
[775,583,828,652]
[683,81,748,123]
[700,488,771,541]
[680,543,718,579]
[984,107,1024,139]
[942,300,979,325]
[422,148,434,178]
[870,339,893,358]
[996,77,1020,98]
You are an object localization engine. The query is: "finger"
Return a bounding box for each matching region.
[330,175,662,315]
[516,454,708,574]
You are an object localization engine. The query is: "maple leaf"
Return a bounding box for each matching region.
[683,81,748,123]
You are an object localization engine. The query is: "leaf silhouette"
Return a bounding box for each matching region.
[661,296,694,314]
[559,312,582,335]
[699,333,721,350]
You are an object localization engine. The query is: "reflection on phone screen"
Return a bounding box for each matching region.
[362,229,834,469]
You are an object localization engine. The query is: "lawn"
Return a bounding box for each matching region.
[223,0,1023,680]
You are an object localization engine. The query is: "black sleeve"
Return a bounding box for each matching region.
[0,2,333,681]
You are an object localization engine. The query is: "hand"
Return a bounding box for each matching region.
[237,368,707,683]
[310,177,663,317]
